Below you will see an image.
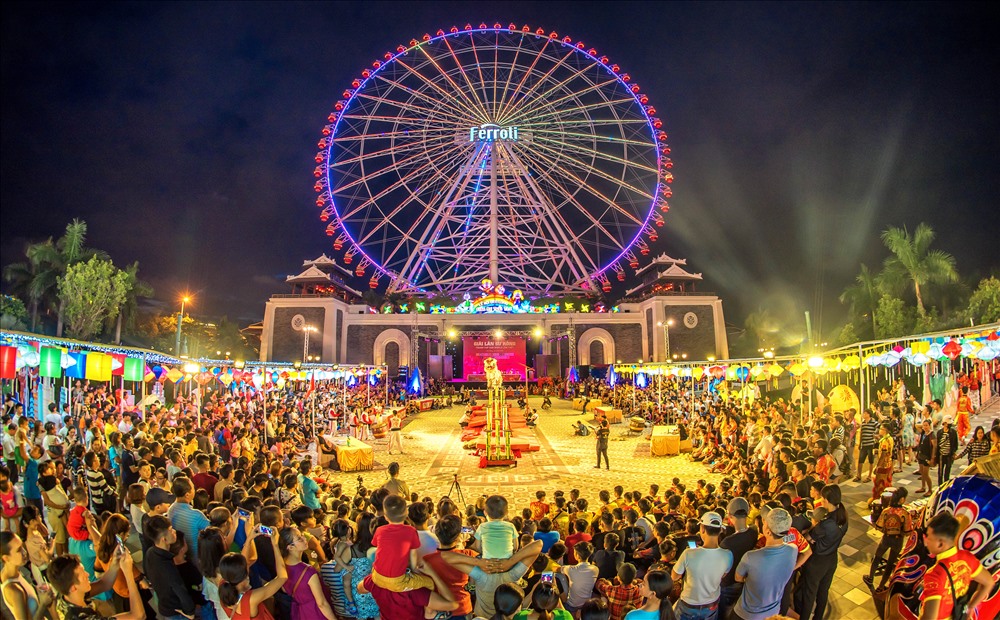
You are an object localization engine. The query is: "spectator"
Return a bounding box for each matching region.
[278,527,337,620]
[561,540,599,614]
[534,518,561,553]
[718,497,757,618]
[143,515,197,620]
[46,550,144,620]
[218,542,288,620]
[670,512,732,620]
[167,476,210,558]
[358,555,458,620]
[731,508,797,620]
[794,485,847,620]
[475,495,519,560]
[934,417,959,487]
[624,569,676,620]
[595,562,644,620]
[2,531,55,620]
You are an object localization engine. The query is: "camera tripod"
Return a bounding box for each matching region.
[447,473,467,507]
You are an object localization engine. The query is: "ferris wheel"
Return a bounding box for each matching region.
[314,23,673,295]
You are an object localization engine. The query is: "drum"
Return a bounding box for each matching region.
[629,417,646,432]
[372,421,388,439]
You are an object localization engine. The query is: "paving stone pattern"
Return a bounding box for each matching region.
[324,395,1000,620]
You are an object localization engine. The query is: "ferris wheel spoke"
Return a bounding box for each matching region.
[499,146,602,281]
[513,97,641,129]
[390,55,487,124]
[519,142,643,239]
[496,41,579,124]
[494,34,554,124]
[530,133,658,175]
[436,34,491,120]
[386,146,493,288]
[369,73,480,126]
[333,135,462,195]
[529,126,654,149]
[522,137,654,204]
[336,152,457,222]
[332,133,455,168]
[502,74,624,127]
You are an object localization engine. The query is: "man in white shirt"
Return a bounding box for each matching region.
[672,511,733,620]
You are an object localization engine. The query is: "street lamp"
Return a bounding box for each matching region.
[657,319,674,362]
[174,295,191,355]
[302,325,318,362]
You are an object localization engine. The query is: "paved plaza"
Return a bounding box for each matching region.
[317,395,999,620]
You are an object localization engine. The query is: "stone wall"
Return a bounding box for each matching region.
[661,304,720,360]
[271,306,327,363]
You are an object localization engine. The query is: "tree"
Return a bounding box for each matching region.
[108,261,154,343]
[874,294,913,338]
[57,257,128,340]
[880,223,958,316]
[2,256,44,330]
[0,295,28,330]
[967,277,1000,324]
[22,219,107,336]
[839,264,880,339]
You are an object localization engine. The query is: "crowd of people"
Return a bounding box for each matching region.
[0,363,996,620]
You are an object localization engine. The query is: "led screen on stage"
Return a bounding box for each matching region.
[462,336,526,380]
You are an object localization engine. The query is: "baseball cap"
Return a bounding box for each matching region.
[726,497,750,518]
[765,508,793,536]
[700,512,724,528]
[146,488,175,509]
[943,415,953,424]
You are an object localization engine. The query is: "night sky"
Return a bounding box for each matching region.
[2,2,998,338]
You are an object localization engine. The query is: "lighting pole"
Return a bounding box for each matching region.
[657,319,673,362]
[174,295,191,356]
[302,325,318,362]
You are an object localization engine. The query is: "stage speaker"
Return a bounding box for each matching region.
[442,355,454,381]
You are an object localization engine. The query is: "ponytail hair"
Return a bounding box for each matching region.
[489,582,524,620]
[218,552,249,607]
[644,570,677,620]
[821,484,847,528]
[529,583,560,620]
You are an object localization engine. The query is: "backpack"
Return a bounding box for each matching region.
[942,561,975,620]
[215,429,227,448]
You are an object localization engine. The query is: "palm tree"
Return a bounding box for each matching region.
[880,223,958,316]
[3,252,44,330]
[28,219,107,336]
[839,264,879,338]
[109,261,154,343]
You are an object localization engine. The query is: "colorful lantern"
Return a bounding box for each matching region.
[942,340,962,360]
[64,352,87,379]
[110,353,126,376]
[0,345,17,379]
[39,346,62,378]
[124,358,144,382]
[85,352,113,382]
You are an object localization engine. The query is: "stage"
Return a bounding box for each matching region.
[336,394,718,507]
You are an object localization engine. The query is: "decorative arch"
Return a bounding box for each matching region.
[374,328,411,368]
[578,327,616,366]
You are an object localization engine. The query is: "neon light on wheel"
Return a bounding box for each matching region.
[316,24,671,295]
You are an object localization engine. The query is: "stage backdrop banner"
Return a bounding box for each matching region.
[463,336,526,380]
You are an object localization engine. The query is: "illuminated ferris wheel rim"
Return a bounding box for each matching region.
[315,23,674,294]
